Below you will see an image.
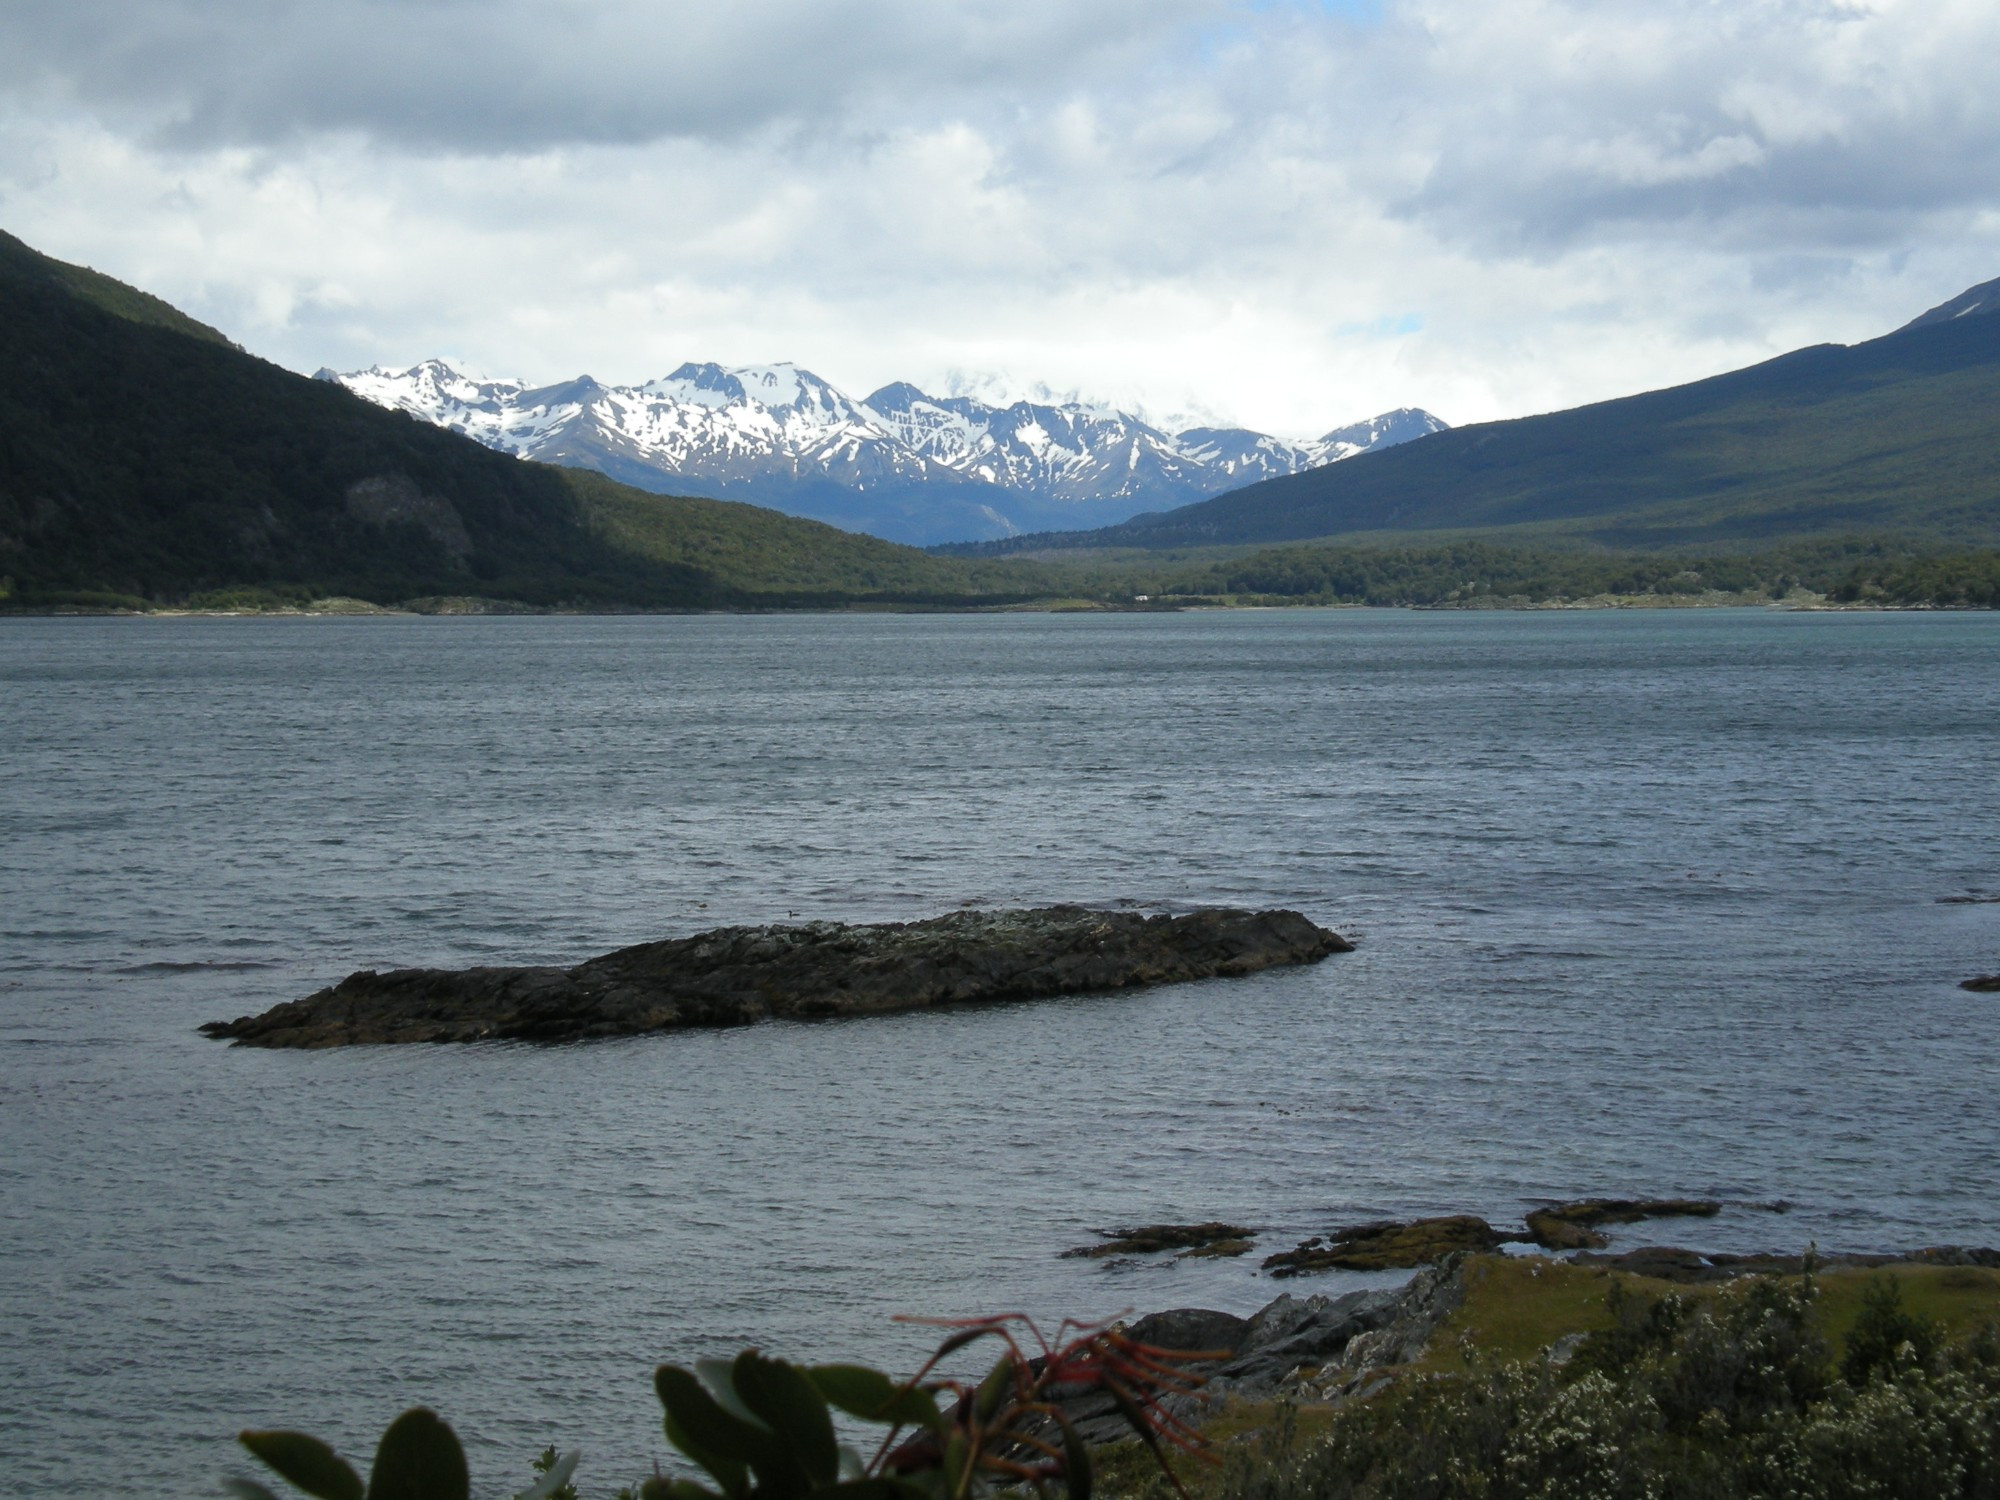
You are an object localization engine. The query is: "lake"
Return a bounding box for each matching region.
[3,608,1997,1494]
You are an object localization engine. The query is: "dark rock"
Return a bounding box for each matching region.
[1124,1308,1251,1355]
[1572,1246,1726,1282]
[1057,1284,1421,1443]
[1703,1251,1816,1275]
[1909,1246,2000,1268]
[1063,1222,1255,1259]
[1524,1197,1721,1250]
[200,905,1351,1048]
[1181,1237,1256,1259]
[1210,1258,1470,1399]
[1039,1306,1258,1446]
[1962,974,2000,992]
[1263,1215,1510,1275]
[1571,1245,2000,1281]
[1527,1215,1607,1251]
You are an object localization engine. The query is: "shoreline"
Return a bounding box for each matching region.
[7,594,1993,619]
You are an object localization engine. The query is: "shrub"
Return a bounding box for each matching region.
[1220,1270,2000,1500]
[228,1315,1210,1500]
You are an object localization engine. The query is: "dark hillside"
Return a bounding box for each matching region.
[0,231,1039,608]
[966,287,2000,553]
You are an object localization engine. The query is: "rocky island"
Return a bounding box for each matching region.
[199,904,1350,1048]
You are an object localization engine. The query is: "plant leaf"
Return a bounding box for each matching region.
[972,1355,1016,1425]
[696,1359,767,1430]
[516,1449,580,1500]
[238,1431,365,1500]
[222,1479,286,1500]
[809,1367,945,1432]
[732,1352,839,1485]
[365,1409,469,1500]
[661,1409,750,1499]
[1052,1411,1092,1500]
[656,1367,775,1465]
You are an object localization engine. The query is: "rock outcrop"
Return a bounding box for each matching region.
[1054,1261,1472,1442]
[199,905,1351,1048]
[1263,1216,1512,1275]
[1524,1198,1721,1251]
[1063,1223,1256,1259]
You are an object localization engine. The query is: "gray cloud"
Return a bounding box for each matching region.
[4,0,1999,433]
[1374,1,2000,253]
[0,0,1216,152]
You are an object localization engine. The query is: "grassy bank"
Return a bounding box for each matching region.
[1098,1257,2000,1500]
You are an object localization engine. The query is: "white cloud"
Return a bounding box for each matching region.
[2,0,1998,439]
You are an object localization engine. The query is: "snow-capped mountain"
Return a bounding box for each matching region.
[319,359,1447,546]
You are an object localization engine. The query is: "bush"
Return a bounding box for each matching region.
[228,1315,1210,1500]
[1221,1270,2000,1500]
[1841,1275,1944,1386]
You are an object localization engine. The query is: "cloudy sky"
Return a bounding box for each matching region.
[4,0,1998,438]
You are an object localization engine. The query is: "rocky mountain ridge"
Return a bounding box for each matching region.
[321,358,1446,545]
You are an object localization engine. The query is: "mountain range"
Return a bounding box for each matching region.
[320,359,1445,546]
[5,218,1995,614]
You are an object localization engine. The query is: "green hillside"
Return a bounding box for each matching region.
[0,230,1046,610]
[966,289,2000,554]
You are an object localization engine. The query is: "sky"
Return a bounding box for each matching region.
[3,0,1999,440]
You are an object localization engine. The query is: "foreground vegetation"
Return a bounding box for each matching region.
[1104,1259,2000,1500]
[229,1314,1204,1500]
[222,1258,2000,1499]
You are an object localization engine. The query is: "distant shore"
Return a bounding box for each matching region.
[9,592,1992,618]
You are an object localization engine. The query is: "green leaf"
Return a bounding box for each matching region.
[661,1409,749,1500]
[941,1431,971,1500]
[1052,1411,1092,1500]
[732,1352,838,1485]
[808,1367,945,1432]
[656,1367,773,1465]
[365,1409,468,1500]
[223,1479,285,1500]
[238,1431,365,1500]
[971,1356,1016,1425]
[655,1361,816,1500]
[516,1450,580,1500]
[695,1359,767,1430]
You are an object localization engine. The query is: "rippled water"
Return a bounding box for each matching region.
[4,609,1998,1494]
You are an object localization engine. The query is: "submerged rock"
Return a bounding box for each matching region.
[1962,974,2000,992]
[199,905,1351,1048]
[1063,1222,1255,1259]
[1524,1197,1722,1250]
[1263,1215,1512,1275]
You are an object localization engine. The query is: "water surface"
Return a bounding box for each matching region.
[3,609,1997,1493]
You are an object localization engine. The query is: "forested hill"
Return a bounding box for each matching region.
[955,282,2000,555]
[0,230,1044,610]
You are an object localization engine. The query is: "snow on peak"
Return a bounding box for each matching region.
[323,357,1448,516]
